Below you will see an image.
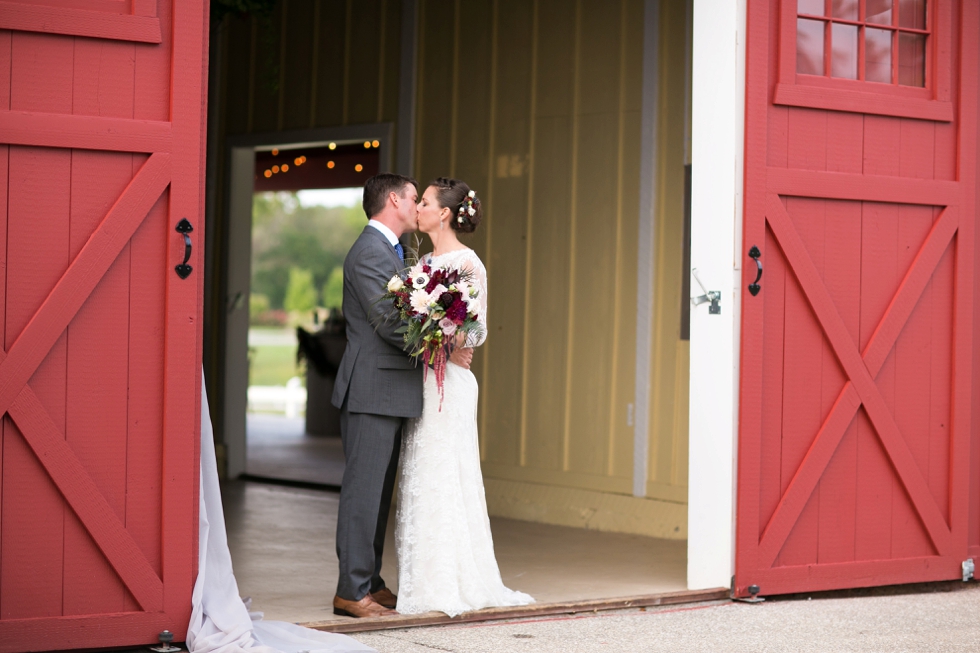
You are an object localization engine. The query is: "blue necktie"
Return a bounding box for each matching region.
[394,242,405,263]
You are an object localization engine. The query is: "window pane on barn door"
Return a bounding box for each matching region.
[867,0,894,24]
[797,19,825,75]
[898,32,926,86]
[865,28,893,82]
[832,23,859,79]
[832,0,859,20]
[798,0,825,15]
[899,0,927,29]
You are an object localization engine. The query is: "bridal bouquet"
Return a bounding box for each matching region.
[380,260,484,405]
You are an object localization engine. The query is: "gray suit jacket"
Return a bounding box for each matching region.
[331,226,423,417]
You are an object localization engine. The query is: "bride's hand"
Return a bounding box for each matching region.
[449,347,473,369]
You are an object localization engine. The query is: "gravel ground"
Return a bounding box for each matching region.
[350,583,980,653]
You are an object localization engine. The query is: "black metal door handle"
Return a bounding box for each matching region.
[175,218,193,279]
[748,245,762,296]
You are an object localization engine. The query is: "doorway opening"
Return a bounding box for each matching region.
[245,142,380,489]
[222,125,393,485]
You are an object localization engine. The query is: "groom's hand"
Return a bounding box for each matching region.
[449,347,473,369]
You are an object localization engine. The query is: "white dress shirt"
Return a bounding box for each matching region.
[367,220,399,247]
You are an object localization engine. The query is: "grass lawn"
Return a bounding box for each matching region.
[249,344,304,387]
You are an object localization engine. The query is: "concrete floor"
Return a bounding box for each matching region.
[222,481,687,625]
[246,414,344,486]
[350,584,980,653]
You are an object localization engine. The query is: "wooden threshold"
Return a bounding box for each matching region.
[302,587,730,633]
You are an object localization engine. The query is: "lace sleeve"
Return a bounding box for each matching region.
[464,252,488,348]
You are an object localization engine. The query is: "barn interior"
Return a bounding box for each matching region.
[201,0,698,624]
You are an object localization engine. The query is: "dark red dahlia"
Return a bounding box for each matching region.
[446,300,467,323]
[439,292,455,308]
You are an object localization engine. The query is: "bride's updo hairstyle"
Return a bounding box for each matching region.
[430,177,482,234]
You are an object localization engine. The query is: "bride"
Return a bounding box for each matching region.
[394,177,534,617]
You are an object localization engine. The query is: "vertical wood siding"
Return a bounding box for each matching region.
[209,0,690,507]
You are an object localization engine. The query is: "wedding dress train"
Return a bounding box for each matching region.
[189,371,374,653]
[394,249,534,617]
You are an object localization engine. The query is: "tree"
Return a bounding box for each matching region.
[323,267,344,311]
[251,191,365,310]
[283,267,317,313]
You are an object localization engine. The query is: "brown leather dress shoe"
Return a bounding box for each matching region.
[370,587,397,609]
[333,594,398,618]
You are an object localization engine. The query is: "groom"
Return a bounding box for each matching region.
[331,173,471,618]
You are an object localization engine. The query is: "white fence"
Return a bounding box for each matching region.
[247,376,307,417]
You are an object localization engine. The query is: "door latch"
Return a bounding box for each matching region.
[691,268,721,315]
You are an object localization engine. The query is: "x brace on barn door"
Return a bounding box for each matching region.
[757,194,957,567]
[0,153,171,612]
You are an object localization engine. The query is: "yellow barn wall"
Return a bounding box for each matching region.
[207,0,691,538]
[647,1,691,506]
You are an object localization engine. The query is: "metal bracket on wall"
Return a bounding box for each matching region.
[963,558,975,582]
[691,268,721,315]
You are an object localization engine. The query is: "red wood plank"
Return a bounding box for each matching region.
[132,0,170,123]
[0,611,171,653]
[62,34,137,617]
[0,1,162,43]
[0,29,9,619]
[773,83,953,122]
[766,168,957,206]
[163,0,207,634]
[786,108,827,171]
[862,115,902,178]
[0,111,171,152]
[950,0,978,558]
[1,29,73,621]
[746,554,961,597]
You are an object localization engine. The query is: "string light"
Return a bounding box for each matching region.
[328,142,336,150]
[281,164,289,172]
[294,156,304,165]
[271,148,279,156]
[264,170,272,178]
[272,165,280,173]
[363,141,371,148]
[327,161,335,169]
[355,164,363,172]
[371,140,380,148]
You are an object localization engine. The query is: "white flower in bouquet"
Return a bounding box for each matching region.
[439,317,458,336]
[410,289,432,314]
[412,272,430,289]
[452,281,469,297]
[465,297,482,315]
[387,275,404,292]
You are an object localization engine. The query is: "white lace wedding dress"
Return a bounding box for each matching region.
[394,248,534,617]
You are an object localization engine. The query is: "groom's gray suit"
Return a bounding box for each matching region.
[331,225,423,602]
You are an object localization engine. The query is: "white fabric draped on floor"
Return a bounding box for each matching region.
[188,372,374,653]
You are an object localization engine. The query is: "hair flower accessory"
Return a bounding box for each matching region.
[457,189,478,224]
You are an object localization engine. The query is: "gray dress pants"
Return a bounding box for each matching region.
[335,400,403,601]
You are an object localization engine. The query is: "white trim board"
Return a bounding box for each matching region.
[687,0,746,591]
[633,0,660,498]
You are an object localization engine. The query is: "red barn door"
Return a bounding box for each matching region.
[736,0,977,597]
[0,0,207,649]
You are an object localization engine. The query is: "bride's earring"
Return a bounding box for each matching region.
[440,218,445,231]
